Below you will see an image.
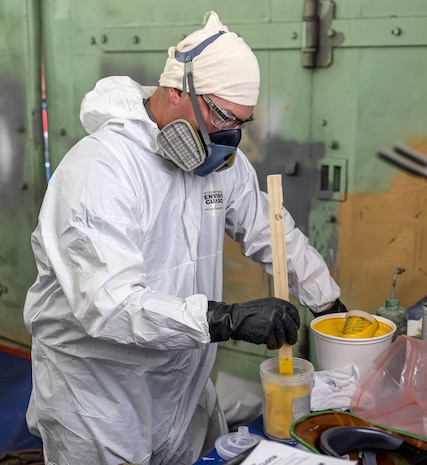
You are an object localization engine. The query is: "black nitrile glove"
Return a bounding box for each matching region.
[310,298,347,317]
[207,297,300,350]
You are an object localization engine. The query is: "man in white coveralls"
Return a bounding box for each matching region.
[23,10,346,465]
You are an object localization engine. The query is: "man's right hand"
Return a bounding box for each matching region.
[207,297,300,350]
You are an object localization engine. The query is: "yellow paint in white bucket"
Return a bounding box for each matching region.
[310,313,396,377]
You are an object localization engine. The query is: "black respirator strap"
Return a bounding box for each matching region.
[186,71,211,155]
[174,31,225,157]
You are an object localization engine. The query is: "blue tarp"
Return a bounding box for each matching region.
[0,345,43,452]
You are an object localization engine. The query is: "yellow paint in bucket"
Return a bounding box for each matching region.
[313,315,393,338]
[260,357,314,441]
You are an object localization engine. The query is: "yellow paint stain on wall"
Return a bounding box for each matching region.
[412,139,427,157]
[334,143,427,312]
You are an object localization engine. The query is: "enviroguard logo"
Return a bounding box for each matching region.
[203,188,224,217]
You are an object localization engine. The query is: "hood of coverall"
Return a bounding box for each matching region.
[80,75,159,145]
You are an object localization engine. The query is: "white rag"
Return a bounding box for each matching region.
[311,364,360,411]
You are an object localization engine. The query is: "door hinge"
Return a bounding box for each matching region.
[302,0,320,68]
[302,0,343,68]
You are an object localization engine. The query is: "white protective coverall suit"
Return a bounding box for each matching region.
[23,76,340,465]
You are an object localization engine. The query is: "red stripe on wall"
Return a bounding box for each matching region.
[0,344,31,359]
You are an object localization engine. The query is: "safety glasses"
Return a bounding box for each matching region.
[202,94,254,131]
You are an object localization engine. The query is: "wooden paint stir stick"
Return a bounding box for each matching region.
[267,174,293,376]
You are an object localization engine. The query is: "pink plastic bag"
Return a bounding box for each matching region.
[350,335,427,437]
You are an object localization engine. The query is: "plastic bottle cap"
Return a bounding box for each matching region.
[215,426,262,460]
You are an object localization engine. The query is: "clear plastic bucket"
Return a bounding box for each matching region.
[259,357,314,441]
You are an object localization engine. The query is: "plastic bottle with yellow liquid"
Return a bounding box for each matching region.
[376,267,407,340]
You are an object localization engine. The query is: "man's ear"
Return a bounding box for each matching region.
[168,87,183,106]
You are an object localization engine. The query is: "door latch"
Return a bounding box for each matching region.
[318,158,347,201]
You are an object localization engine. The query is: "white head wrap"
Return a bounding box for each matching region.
[159,11,260,106]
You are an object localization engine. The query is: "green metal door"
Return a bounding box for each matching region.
[0,0,44,346]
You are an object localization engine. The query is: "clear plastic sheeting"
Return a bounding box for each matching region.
[350,335,427,437]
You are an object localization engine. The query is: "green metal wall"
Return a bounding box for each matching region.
[1,1,427,380]
[0,0,43,346]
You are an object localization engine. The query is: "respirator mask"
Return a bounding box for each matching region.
[157,32,242,177]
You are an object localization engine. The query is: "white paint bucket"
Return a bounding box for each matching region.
[310,313,396,377]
